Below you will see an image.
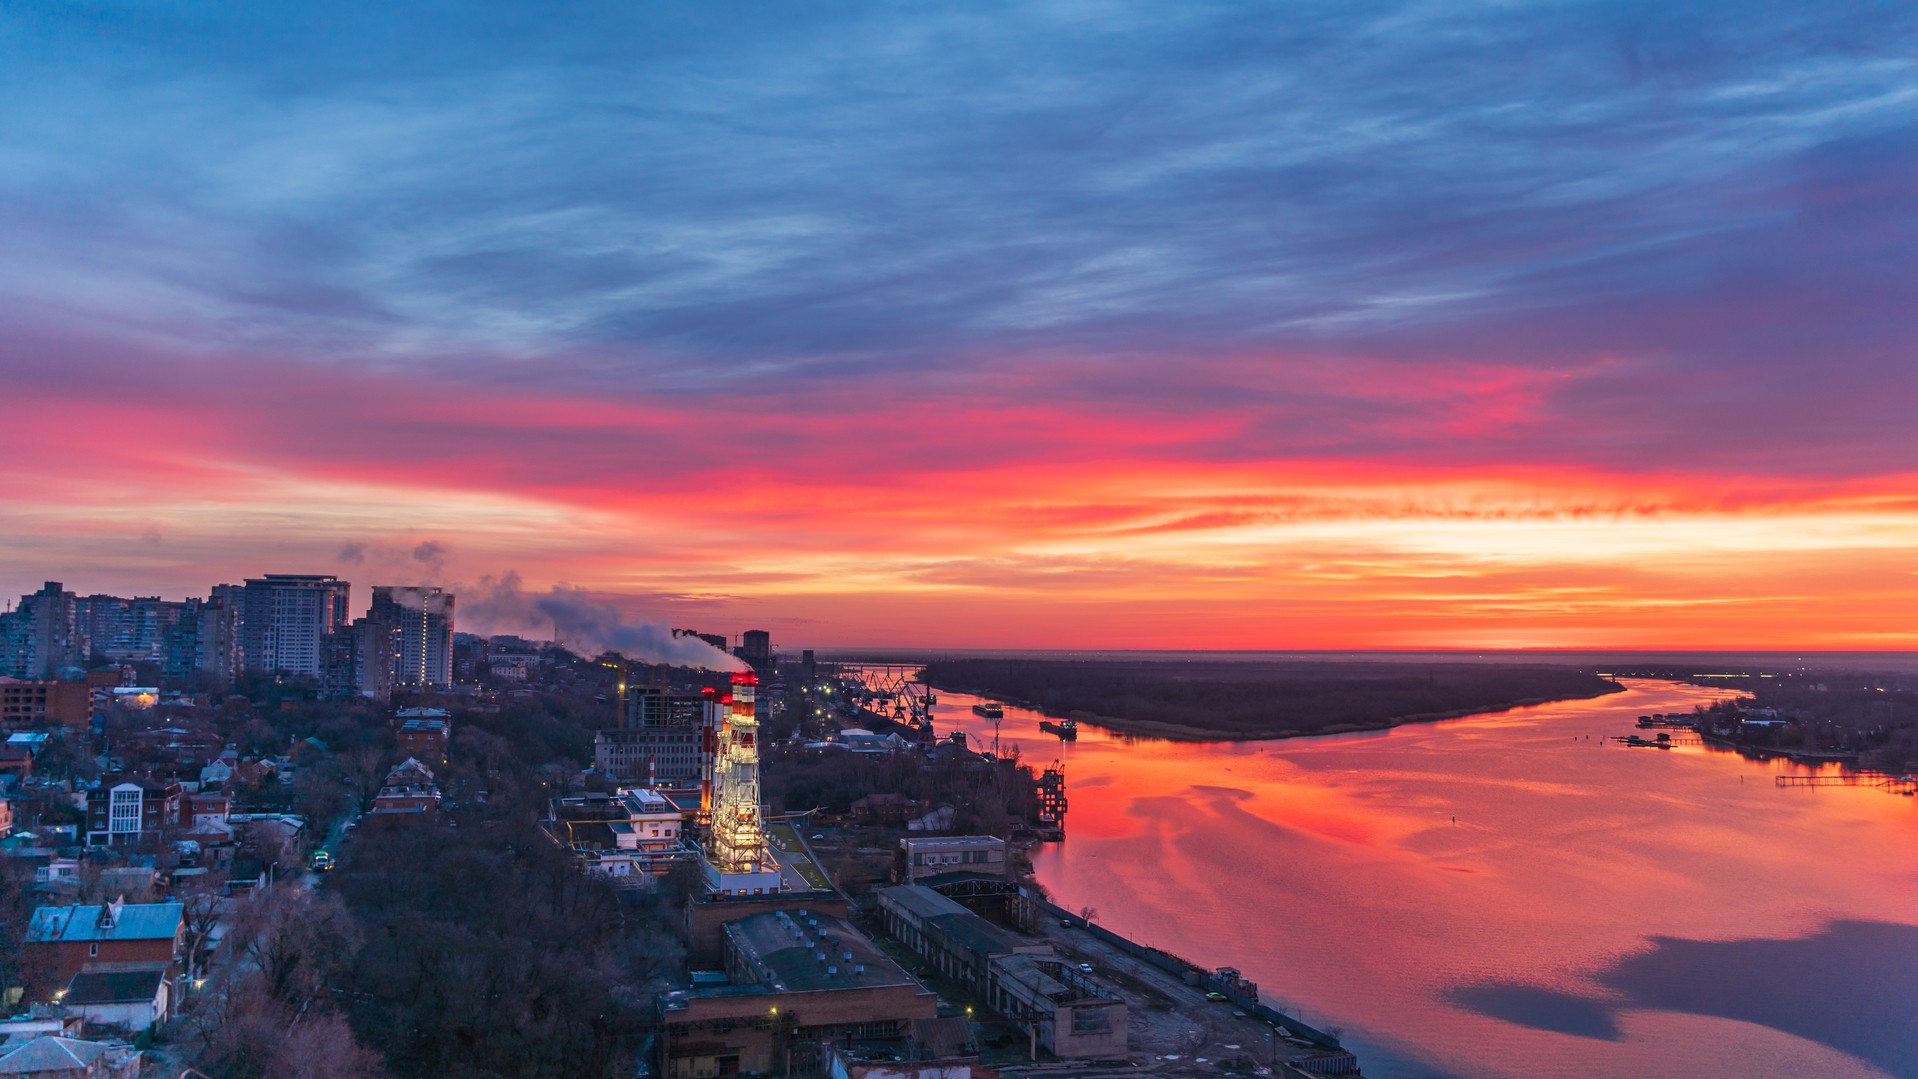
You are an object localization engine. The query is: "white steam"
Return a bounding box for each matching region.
[458,571,747,673]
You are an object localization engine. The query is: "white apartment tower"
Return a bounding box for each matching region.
[240,574,350,677]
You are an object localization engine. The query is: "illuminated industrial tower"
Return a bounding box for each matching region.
[706,670,781,894]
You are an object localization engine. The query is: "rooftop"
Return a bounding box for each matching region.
[0,1037,110,1074]
[25,901,182,944]
[899,835,1004,852]
[63,967,165,1005]
[725,911,917,994]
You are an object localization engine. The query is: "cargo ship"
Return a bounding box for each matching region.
[1039,718,1078,740]
[972,703,1003,719]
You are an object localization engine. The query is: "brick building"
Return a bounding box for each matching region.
[22,900,183,1003]
[85,780,182,847]
[659,909,937,1079]
[0,679,89,728]
[369,758,440,818]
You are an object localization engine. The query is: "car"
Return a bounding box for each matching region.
[1077,963,1094,973]
[810,833,824,841]
[1060,918,1076,928]
[1205,991,1229,1002]
[311,851,333,872]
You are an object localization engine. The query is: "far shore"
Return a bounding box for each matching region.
[922,657,1632,744]
[1050,683,1630,743]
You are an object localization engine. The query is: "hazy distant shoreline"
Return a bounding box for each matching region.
[918,657,1628,742]
[1044,688,1628,743]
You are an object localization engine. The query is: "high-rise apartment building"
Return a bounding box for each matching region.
[737,629,771,671]
[321,617,397,702]
[368,586,454,689]
[1,583,85,679]
[196,585,244,689]
[240,575,350,677]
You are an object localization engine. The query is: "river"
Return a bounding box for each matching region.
[915,678,1918,1079]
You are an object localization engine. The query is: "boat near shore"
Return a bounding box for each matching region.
[1039,718,1078,740]
[972,703,1003,718]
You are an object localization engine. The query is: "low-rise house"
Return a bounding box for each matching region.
[851,793,925,826]
[60,969,169,1033]
[370,758,440,818]
[23,900,183,1002]
[395,709,453,764]
[0,747,32,780]
[0,1036,140,1078]
[0,1018,83,1049]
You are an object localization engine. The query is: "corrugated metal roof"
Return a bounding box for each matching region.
[25,902,183,944]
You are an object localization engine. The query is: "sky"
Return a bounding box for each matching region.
[2,1,1916,650]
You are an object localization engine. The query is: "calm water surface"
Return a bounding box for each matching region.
[923,679,1918,1079]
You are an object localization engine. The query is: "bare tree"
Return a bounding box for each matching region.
[226,887,359,1010]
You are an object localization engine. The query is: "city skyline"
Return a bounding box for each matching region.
[4,4,1916,649]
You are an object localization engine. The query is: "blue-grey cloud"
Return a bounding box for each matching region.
[1,1,1915,474]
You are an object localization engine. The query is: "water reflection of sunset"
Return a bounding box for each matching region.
[931,678,1918,1078]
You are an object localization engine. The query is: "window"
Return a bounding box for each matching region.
[88,943,98,958]
[1072,1007,1111,1033]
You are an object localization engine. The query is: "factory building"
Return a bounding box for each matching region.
[877,886,1127,1060]
[658,909,937,1079]
[595,684,721,787]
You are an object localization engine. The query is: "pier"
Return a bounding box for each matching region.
[1775,772,1918,796]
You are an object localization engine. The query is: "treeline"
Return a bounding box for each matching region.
[920,658,1622,739]
[1707,680,1918,769]
[178,695,686,1079]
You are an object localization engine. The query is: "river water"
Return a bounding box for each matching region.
[917,679,1918,1079]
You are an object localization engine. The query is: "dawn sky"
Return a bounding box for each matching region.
[3,2,1916,648]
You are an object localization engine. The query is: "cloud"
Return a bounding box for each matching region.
[1,4,1916,646]
[412,540,448,576]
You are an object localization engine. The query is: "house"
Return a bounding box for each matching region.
[396,716,451,764]
[0,747,32,780]
[0,1018,83,1049]
[84,779,182,847]
[0,1036,140,1078]
[370,758,441,819]
[60,969,170,1033]
[851,793,925,826]
[23,900,183,1001]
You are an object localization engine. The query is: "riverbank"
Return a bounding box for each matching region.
[920,658,1625,742]
[1052,688,1628,742]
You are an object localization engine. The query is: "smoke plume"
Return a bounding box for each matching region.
[458,572,747,673]
[412,540,448,576]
